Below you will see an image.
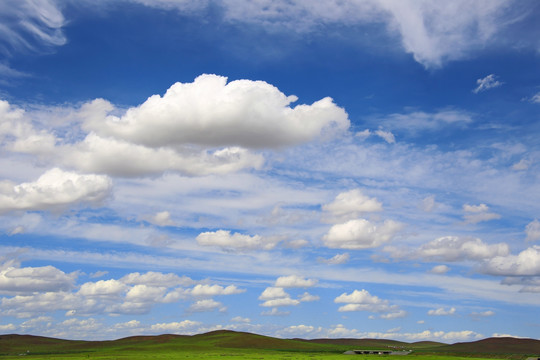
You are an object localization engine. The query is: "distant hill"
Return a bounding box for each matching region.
[1,330,539,358]
[298,337,421,349]
[425,337,540,356]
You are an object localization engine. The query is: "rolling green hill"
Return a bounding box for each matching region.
[1,330,539,359]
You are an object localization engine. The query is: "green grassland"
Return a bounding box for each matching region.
[1,330,539,360]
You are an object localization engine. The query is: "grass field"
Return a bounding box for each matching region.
[1,330,539,360]
[0,352,513,360]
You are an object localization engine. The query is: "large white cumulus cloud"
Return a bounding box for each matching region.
[2,75,349,178]
[84,74,349,149]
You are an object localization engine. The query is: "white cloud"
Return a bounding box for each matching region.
[512,159,529,171]
[189,284,245,297]
[463,203,501,224]
[258,284,315,308]
[525,219,540,242]
[356,129,371,139]
[318,253,350,265]
[78,279,127,298]
[231,316,250,323]
[473,74,503,93]
[187,299,226,312]
[470,310,494,317]
[335,289,383,305]
[482,246,540,276]
[89,271,108,279]
[428,307,456,316]
[84,74,349,149]
[260,297,300,307]
[128,0,208,13]
[63,133,264,177]
[277,324,320,338]
[531,92,540,103]
[141,211,176,227]
[409,236,509,262]
[283,239,309,249]
[0,267,244,318]
[429,265,450,274]
[420,195,437,212]
[323,219,403,249]
[196,230,278,251]
[380,310,407,319]
[0,63,29,80]
[0,168,112,214]
[299,292,320,302]
[1,291,80,318]
[121,271,194,287]
[392,329,483,342]
[259,287,289,300]
[375,129,396,144]
[501,276,540,293]
[0,263,76,295]
[2,74,348,179]
[492,333,525,338]
[149,320,201,333]
[54,318,102,339]
[8,225,26,235]
[0,323,17,331]
[113,320,141,329]
[261,307,289,316]
[322,189,382,222]
[376,1,512,69]
[274,275,317,288]
[124,284,167,302]
[334,289,404,318]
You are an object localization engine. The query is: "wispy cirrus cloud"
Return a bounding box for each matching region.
[218,0,524,68]
[0,0,66,56]
[473,74,503,93]
[374,109,473,134]
[4,0,532,70]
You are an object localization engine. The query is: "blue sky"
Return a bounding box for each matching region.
[0,0,539,341]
